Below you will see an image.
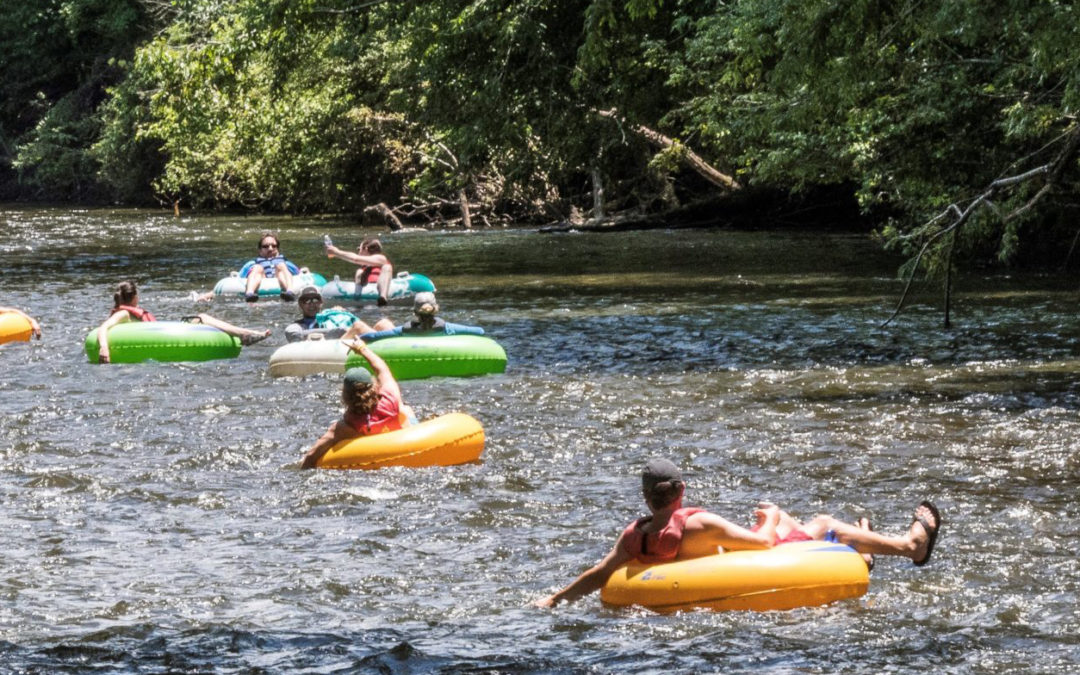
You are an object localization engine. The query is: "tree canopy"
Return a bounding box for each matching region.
[3,0,1079,271]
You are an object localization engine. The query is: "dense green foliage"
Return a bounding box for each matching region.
[3,0,1079,269]
[0,0,154,200]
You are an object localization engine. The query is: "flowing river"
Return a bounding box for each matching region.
[2,206,1079,673]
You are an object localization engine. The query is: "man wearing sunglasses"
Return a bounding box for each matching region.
[242,232,300,302]
[284,286,392,343]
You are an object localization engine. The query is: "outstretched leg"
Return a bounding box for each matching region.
[856,517,875,571]
[800,502,940,564]
[341,317,394,340]
[193,313,271,345]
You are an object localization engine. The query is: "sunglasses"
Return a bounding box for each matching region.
[300,297,322,304]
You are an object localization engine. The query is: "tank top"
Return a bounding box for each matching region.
[620,507,706,563]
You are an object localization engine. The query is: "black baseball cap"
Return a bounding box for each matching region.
[642,458,682,490]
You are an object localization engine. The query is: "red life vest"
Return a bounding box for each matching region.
[111,305,157,322]
[620,507,706,563]
[359,264,381,286]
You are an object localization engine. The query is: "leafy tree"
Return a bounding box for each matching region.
[673,0,1080,270]
[0,0,153,199]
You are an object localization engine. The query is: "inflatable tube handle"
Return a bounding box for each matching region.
[229,271,240,278]
[397,271,409,278]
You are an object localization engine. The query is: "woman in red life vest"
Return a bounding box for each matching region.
[0,307,42,338]
[324,237,393,306]
[300,339,416,469]
[535,458,942,608]
[243,232,298,302]
[96,280,272,363]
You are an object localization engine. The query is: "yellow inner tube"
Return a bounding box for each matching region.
[601,540,870,612]
[317,412,485,470]
[0,311,34,345]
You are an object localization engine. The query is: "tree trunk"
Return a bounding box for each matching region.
[459,189,472,228]
[591,166,605,220]
[944,235,954,329]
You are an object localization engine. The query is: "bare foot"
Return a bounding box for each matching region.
[240,329,271,346]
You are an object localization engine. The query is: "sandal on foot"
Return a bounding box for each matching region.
[240,330,271,346]
[912,500,942,567]
[377,296,388,307]
[244,292,259,303]
[281,290,296,302]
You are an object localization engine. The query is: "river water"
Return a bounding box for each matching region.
[2,206,1079,673]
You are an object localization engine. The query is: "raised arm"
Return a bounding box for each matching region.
[325,244,387,268]
[345,340,401,402]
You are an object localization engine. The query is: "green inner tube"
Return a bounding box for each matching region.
[85,321,242,363]
[347,335,507,380]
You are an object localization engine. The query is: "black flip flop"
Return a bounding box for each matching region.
[913,500,942,567]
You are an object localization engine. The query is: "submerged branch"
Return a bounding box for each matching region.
[882,124,1080,328]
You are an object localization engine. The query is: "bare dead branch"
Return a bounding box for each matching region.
[882,124,1080,327]
[596,109,741,191]
[363,202,404,231]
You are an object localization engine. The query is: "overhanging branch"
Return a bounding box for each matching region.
[882,124,1080,327]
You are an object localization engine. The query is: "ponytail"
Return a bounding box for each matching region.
[645,479,683,511]
[114,280,138,308]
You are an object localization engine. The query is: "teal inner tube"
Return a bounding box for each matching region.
[213,270,327,297]
[85,321,242,363]
[320,272,436,302]
[348,334,507,380]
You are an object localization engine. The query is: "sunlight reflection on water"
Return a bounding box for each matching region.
[2,207,1080,672]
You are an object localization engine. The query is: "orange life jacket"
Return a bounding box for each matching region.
[344,388,403,435]
[359,264,381,286]
[111,305,157,322]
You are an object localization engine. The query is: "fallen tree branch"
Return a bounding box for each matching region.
[363,202,404,231]
[596,109,741,191]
